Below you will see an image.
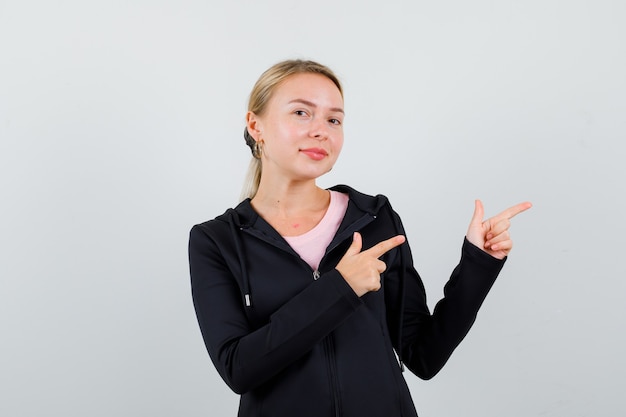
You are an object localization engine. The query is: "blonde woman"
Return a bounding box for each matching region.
[189,59,531,417]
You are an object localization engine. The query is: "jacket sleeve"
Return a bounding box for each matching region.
[189,224,363,394]
[384,209,506,380]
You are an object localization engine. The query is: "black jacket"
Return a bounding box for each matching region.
[189,185,506,417]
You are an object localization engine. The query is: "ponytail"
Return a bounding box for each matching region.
[240,157,262,201]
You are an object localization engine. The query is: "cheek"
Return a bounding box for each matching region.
[333,135,344,154]
[274,121,304,141]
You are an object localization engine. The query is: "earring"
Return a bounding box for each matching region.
[253,141,262,159]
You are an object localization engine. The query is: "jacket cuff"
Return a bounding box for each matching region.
[327,269,363,310]
[462,237,507,272]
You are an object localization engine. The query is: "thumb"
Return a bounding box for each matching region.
[345,232,363,256]
[470,199,484,226]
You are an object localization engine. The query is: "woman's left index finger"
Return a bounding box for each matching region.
[495,202,533,221]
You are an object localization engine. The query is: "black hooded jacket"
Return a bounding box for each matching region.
[189,185,506,417]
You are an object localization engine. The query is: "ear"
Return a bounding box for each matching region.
[246,111,262,141]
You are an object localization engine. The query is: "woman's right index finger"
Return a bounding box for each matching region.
[364,235,406,259]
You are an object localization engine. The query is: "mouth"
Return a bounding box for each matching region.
[300,147,328,161]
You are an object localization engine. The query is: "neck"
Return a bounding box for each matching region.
[252,177,328,217]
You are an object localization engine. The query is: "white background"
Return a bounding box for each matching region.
[1,1,624,416]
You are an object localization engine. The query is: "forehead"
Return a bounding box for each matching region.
[271,73,343,106]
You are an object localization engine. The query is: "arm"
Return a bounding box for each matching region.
[385,200,530,379]
[189,225,362,394]
[386,232,506,379]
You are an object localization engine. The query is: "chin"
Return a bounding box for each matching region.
[293,168,331,181]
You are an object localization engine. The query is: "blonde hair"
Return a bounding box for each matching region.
[240,59,343,201]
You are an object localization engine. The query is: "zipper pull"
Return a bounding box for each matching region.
[313,270,321,280]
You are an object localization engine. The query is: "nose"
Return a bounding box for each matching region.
[309,119,329,140]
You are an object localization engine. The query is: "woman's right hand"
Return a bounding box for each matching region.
[336,232,406,297]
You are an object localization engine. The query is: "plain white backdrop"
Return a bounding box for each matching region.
[1,1,624,416]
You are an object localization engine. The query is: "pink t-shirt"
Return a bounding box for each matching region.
[283,191,349,272]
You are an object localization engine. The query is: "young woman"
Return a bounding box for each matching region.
[189,59,531,417]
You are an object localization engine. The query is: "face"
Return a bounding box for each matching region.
[247,73,344,183]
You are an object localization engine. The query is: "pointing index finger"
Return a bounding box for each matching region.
[494,202,533,222]
[364,235,406,259]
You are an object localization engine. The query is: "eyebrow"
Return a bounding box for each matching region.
[288,98,344,114]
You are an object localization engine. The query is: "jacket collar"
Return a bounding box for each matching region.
[329,184,388,216]
[220,184,388,229]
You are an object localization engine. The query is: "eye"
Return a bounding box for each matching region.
[329,118,342,125]
[294,110,308,116]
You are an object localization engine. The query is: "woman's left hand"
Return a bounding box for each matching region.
[466,200,532,260]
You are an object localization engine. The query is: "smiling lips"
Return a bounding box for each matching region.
[300,147,328,161]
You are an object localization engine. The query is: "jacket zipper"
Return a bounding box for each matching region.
[323,214,376,258]
[314,213,374,281]
[323,335,341,417]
